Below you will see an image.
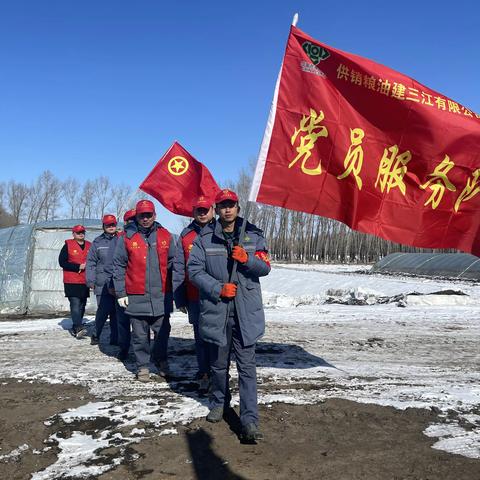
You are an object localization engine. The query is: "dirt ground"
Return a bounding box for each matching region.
[1,379,479,480]
[0,379,93,479]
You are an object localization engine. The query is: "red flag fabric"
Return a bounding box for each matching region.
[140,142,220,217]
[250,26,480,256]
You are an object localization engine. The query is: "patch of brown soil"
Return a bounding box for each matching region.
[0,378,92,480]
[100,399,480,480]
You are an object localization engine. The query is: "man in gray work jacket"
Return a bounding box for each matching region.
[188,189,271,442]
[113,199,174,381]
[86,214,119,346]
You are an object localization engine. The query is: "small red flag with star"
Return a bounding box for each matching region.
[140,141,220,217]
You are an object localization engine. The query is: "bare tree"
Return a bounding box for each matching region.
[80,180,95,220]
[111,183,133,219]
[92,176,112,218]
[62,177,81,218]
[26,178,43,224]
[40,171,62,221]
[25,171,62,223]
[7,180,29,223]
[0,182,5,209]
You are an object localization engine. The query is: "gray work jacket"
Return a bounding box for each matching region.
[86,232,117,296]
[187,217,270,347]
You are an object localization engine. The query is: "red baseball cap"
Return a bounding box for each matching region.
[193,196,213,209]
[136,199,156,214]
[215,189,239,204]
[102,214,117,225]
[72,225,86,233]
[123,208,136,222]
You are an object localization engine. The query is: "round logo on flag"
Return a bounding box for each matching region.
[167,156,189,176]
[302,41,330,65]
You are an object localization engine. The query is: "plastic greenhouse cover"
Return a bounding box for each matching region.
[0,220,103,314]
[28,224,103,314]
[372,253,480,281]
[0,224,34,313]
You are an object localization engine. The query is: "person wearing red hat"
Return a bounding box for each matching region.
[113,199,175,381]
[101,208,137,361]
[188,188,271,442]
[173,195,215,394]
[58,225,92,338]
[123,208,136,225]
[86,214,120,346]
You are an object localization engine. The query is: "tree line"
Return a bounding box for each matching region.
[1,168,451,263]
[0,171,143,228]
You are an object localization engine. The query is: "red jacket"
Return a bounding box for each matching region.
[62,239,91,284]
[124,228,172,294]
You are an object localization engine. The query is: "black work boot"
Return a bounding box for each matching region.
[242,423,264,442]
[76,327,87,339]
[206,406,224,423]
[90,334,99,345]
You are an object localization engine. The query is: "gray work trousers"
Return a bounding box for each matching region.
[130,315,167,370]
[209,314,258,427]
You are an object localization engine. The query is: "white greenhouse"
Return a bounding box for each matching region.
[0,220,104,315]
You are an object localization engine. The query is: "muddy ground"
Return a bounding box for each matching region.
[1,379,479,480]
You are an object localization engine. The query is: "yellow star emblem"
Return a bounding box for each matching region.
[167,156,189,176]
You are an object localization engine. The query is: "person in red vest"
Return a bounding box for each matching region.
[58,225,92,338]
[102,208,137,361]
[173,196,214,394]
[113,200,174,381]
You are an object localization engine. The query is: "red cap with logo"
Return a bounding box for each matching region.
[123,209,136,222]
[193,196,213,209]
[72,225,86,233]
[215,189,239,204]
[136,199,156,214]
[102,214,117,225]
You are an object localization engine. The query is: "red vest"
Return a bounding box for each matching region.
[124,228,172,295]
[63,239,91,284]
[182,229,200,301]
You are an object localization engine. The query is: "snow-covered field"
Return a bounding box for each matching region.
[1,264,479,478]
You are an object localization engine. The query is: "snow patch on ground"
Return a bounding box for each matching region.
[425,423,480,459]
[31,432,112,480]
[0,443,29,462]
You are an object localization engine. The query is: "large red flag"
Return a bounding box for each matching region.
[250,26,480,255]
[140,141,220,217]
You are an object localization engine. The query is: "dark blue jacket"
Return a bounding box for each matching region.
[187,217,270,347]
[86,232,118,295]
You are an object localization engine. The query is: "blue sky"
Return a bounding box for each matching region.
[0,0,478,229]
